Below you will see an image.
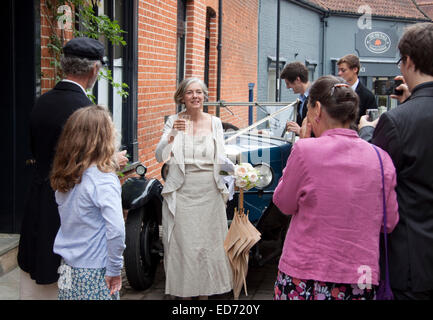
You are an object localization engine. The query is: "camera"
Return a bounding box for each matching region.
[374,79,403,96]
[367,109,379,121]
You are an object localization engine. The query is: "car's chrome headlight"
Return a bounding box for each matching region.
[253,163,274,189]
[135,164,147,176]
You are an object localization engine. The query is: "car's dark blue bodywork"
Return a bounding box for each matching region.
[224,132,292,223]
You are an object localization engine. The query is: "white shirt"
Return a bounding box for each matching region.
[351,78,359,92]
[61,79,87,95]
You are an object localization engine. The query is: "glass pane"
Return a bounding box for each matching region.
[268,69,276,102]
[98,0,110,111]
[113,58,123,135]
[114,0,123,60]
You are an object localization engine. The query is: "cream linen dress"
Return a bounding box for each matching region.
[155,115,233,297]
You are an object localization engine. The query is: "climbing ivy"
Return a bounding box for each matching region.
[43,0,129,100]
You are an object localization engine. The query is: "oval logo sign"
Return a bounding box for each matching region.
[364,31,391,54]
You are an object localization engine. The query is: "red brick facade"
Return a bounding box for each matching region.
[137,0,178,176]
[38,0,259,178]
[137,0,258,178]
[40,0,74,94]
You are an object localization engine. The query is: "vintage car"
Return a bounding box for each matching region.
[121,101,297,290]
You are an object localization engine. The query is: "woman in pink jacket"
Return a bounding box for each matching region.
[273,75,399,300]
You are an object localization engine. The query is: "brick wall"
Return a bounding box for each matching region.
[137,0,178,177]
[139,0,259,178]
[218,0,258,128]
[40,0,73,94]
[37,0,259,179]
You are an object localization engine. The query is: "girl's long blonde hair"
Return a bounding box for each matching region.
[50,105,119,193]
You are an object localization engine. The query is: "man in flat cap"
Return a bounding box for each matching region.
[17,37,127,299]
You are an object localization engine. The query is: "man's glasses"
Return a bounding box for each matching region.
[330,83,350,96]
[397,56,406,69]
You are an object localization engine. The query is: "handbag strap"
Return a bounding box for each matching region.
[371,144,391,287]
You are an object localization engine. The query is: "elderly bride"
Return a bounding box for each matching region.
[155,77,232,300]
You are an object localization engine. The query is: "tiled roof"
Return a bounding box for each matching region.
[414,0,433,19]
[304,0,431,20]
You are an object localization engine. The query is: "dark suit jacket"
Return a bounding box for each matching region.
[296,98,308,128]
[356,81,377,123]
[18,81,92,284]
[372,81,433,292]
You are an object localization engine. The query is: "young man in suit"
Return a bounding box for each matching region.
[337,54,378,124]
[17,37,127,299]
[359,23,433,300]
[280,62,311,136]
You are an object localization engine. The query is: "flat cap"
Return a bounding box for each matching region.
[63,37,106,65]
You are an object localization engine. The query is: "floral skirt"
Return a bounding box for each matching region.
[57,261,119,300]
[273,270,376,300]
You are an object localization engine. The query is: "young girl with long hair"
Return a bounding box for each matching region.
[50,105,126,300]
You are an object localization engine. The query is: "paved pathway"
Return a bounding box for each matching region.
[0,240,280,301]
[0,267,19,300]
[121,240,280,300]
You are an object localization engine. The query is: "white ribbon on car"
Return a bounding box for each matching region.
[219,155,236,201]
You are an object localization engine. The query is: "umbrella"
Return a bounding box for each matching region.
[224,188,261,300]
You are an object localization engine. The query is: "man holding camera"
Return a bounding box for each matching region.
[359,23,433,300]
[337,54,378,124]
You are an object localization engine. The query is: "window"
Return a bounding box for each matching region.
[305,59,317,82]
[96,0,138,161]
[267,56,286,102]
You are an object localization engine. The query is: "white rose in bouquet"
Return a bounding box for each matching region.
[234,164,248,178]
[243,163,254,170]
[247,170,258,184]
[235,178,248,188]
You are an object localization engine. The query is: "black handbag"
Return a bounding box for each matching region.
[371,144,394,300]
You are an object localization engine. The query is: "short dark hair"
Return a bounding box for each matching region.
[398,22,433,77]
[337,54,361,75]
[280,62,309,83]
[308,75,359,125]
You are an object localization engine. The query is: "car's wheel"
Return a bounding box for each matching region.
[124,207,161,290]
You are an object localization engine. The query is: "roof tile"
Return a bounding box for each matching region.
[414,0,433,19]
[306,0,430,20]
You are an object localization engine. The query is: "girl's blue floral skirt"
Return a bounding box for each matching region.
[273,270,376,300]
[57,260,119,300]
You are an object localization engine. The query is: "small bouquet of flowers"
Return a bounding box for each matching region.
[234,163,259,191]
[234,163,259,210]
[219,157,260,207]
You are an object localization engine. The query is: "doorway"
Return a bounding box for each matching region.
[1,0,37,233]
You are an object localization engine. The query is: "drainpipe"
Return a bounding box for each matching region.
[248,83,255,125]
[275,0,281,102]
[320,12,329,76]
[216,0,222,117]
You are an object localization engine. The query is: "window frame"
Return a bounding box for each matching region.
[95,0,138,163]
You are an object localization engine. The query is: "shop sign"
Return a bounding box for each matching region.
[355,28,398,58]
[364,31,392,54]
